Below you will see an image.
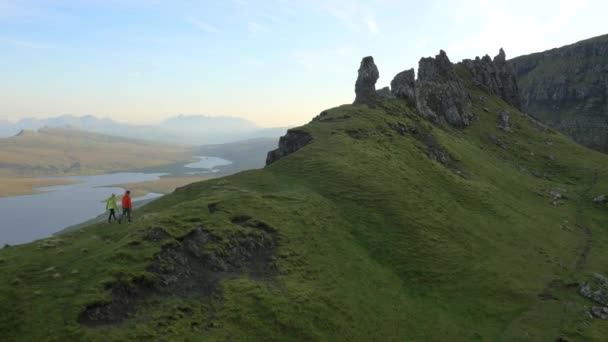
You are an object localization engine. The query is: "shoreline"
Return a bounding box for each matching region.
[0,177,80,197]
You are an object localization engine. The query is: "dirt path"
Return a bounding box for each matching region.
[500,172,599,341]
[573,172,597,272]
[556,171,598,337]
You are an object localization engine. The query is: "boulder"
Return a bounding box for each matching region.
[580,273,608,306]
[593,194,607,204]
[416,50,475,128]
[550,189,565,200]
[354,56,380,105]
[591,306,608,320]
[390,68,416,104]
[497,109,512,132]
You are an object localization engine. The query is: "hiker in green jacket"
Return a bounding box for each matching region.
[106,194,118,223]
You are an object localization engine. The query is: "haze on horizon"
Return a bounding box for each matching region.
[1,0,606,127]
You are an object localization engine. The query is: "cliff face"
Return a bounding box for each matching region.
[510,34,608,152]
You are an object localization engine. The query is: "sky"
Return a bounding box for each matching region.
[0,0,606,127]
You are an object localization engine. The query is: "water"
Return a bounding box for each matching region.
[0,156,233,246]
[185,156,232,169]
[0,173,164,246]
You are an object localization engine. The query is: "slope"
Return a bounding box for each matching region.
[1,56,608,341]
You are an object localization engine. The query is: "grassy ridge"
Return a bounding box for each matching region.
[1,80,608,340]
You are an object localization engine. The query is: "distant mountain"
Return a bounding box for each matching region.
[0,114,288,145]
[162,115,257,132]
[510,34,608,152]
[0,119,18,137]
[159,115,287,144]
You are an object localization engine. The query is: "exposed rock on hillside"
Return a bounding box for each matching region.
[510,34,608,152]
[416,50,475,127]
[497,109,512,132]
[594,194,607,204]
[390,69,416,104]
[461,48,521,109]
[354,56,380,105]
[266,129,313,165]
[580,273,608,319]
[79,226,277,326]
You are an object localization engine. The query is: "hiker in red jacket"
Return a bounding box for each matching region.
[119,190,132,224]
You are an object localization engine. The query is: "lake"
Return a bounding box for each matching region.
[0,156,232,246]
[185,156,233,169]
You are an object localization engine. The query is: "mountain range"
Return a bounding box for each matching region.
[0,114,287,145]
[2,38,608,340]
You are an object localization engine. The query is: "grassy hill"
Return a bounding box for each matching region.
[0,127,193,196]
[1,66,608,340]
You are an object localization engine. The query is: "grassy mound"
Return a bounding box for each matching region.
[1,70,608,340]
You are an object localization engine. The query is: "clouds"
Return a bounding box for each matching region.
[190,19,220,34]
[317,0,383,37]
[364,17,380,37]
[0,37,53,49]
[247,22,268,34]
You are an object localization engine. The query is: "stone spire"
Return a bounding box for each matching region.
[354,56,379,105]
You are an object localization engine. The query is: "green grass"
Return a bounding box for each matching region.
[1,78,608,340]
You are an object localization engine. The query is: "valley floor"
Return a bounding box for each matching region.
[0,177,78,197]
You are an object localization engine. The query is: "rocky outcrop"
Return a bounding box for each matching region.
[594,194,607,204]
[390,69,416,104]
[416,50,475,128]
[461,48,521,108]
[510,34,608,152]
[376,86,396,100]
[266,129,313,165]
[580,273,608,319]
[354,56,380,105]
[497,109,511,132]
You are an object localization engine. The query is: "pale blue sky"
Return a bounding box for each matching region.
[1,0,606,127]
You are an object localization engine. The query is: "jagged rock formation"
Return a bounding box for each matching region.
[510,34,608,152]
[376,86,396,100]
[390,69,416,104]
[461,48,521,109]
[415,50,475,128]
[266,129,313,165]
[354,56,380,105]
[269,47,528,166]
